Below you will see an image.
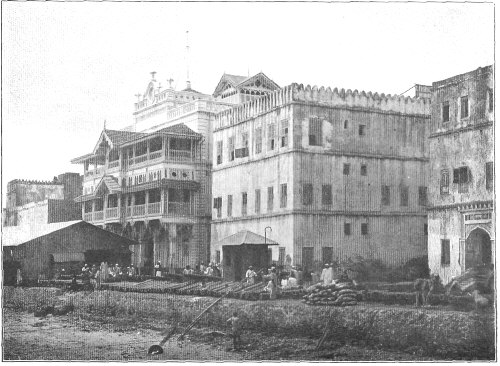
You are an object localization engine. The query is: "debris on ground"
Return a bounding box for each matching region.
[302,282,362,306]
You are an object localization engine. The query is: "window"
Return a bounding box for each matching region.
[358,124,366,136]
[488,88,494,112]
[344,223,351,235]
[280,120,289,147]
[381,186,390,206]
[278,247,286,265]
[216,250,221,264]
[441,239,450,266]
[442,101,450,123]
[418,186,427,206]
[228,136,235,161]
[213,197,222,218]
[216,141,223,165]
[344,120,348,129]
[268,123,276,151]
[424,224,428,236]
[486,162,493,190]
[255,128,262,154]
[322,184,332,205]
[400,186,409,207]
[227,195,232,217]
[360,164,367,176]
[322,247,333,265]
[361,223,368,235]
[460,96,469,118]
[242,192,247,216]
[309,117,322,146]
[235,132,249,158]
[453,166,470,193]
[267,187,274,212]
[440,169,449,195]
[303,184,313,205]
[280,183,287,208]
[343,163,350,176]
[255,189,261,214]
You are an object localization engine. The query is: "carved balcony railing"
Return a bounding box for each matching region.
[84,213,93,221]
[168,150,192,161]
[93,211,104,221]
[147,202,162,215]
[132,204,146,216]
[167,202,193,216]
[106,207,119,219]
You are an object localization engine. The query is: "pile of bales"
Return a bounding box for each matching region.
[302,281,362,306]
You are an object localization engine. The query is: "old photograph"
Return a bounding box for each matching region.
[1,1,495,361]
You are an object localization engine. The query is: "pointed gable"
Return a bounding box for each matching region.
[213,72,280,98]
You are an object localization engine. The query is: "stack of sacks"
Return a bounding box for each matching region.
[302,281,361,306]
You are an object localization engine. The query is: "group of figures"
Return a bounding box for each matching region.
[245,265,304,300]
[180,262,222,277]
[80,262,137,288]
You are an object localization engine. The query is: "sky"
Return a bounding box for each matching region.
[1,1,494,203]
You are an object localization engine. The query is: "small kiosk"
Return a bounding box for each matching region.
[214,230,278,281]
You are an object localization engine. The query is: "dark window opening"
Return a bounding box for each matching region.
[442,102,450,123]
[441,239,450,266]
[344,120,348,129]
[343,163,350,176]
[460,96,469,118]
[488,88,494,112]
[359,125,366,136]
[309,117,322,146]
[361,223,368,235]
[424,224,428,236]
[322,184,332,205]
[303,184,313,206]
[381,186,390,206]
[280,184,287,208]
[360,164,367,176]
[267,187,274,212]
[418,186,428,206]
[242,192,247,216]
[344,223,351,236]
[400,186,409,207]
[255,189,261,214]
[440,169,449,195]
[227,195,232,217]
[486,162,493,190]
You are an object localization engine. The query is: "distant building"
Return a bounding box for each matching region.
[2,173,82,227]
[71,72,279,273]
[427,66,494,284]
[211,83,431,273]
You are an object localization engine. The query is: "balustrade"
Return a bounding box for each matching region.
[149,151,163,160]
[93,211,104,221]
[169,150,192,161]
[84,213,92,221]
[106,207,119,218]
[134,154,148,164]
[167,202,192,216]
[108,161,120,169]
[133,204,146,216]
[126,207,132,217]
[147,202,162,215]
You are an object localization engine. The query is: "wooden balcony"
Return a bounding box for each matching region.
[106,207,119,218]
[133,204,146,216]
[168,150,192,161]
[147,202,162,215]
[167,202,193,216]
[93,211,104,221]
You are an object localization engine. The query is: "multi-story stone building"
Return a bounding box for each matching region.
[428,66,494,284]
[211,83,431,279]
[3,173,82,227]
[72,72,279,272]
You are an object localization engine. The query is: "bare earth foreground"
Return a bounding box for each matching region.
[3,309,434,361]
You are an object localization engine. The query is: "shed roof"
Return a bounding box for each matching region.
[214,230,278,247]
[2,220,136,248]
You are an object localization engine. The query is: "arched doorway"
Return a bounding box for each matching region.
[465,228,492,269]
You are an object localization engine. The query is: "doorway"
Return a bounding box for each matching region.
[465,228,492,269]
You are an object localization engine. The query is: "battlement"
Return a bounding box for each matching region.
[216,83,430,128]
[8,179,62,186]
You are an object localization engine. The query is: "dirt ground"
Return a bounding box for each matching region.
[3,309,435,361]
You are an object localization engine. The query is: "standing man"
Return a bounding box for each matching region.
[245,266,257,284]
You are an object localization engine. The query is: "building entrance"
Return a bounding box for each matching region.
[465,228,492,269]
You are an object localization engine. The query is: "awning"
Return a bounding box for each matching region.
[75,194,96,203]
[214,230,279,247]
[52,252,85,263]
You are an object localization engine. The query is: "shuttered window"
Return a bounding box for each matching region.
[400,186,409,207]
[255,128,262,154]
[460,96,469,118]
[309,117,322,146]
[267,187,274,212]
[242,192,248,216]
[442,101,450,122]
[303,184,313,205]
[486,162,493,190]
[255,189,261,214]
[381,186,390,206]
[268,124,276,151]
[227,195,232,217]
[441,239,450,266]
[418,186,428,206]
[228,136,235,161]
[322,184,332,205]
[280,184,287,208]
[440,169,449,195]
[216,141,223,165]
[280,120,289,147]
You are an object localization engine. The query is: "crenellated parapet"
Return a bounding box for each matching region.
[216,83,430,129]
[9,179,62,186]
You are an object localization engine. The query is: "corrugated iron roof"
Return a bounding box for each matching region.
[2,220,83,247]
[214,230,278,247]
[104,129,147,145]
[156,123,201,138]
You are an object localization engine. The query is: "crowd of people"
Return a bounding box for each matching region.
[182,262,222,277]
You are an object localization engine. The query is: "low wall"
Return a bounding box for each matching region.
[3,287,494,359]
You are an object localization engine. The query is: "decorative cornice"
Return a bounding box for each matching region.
[212,209,427,224]
[212,148,429,173]
[427,200,494,211]
[429,121,493,139]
